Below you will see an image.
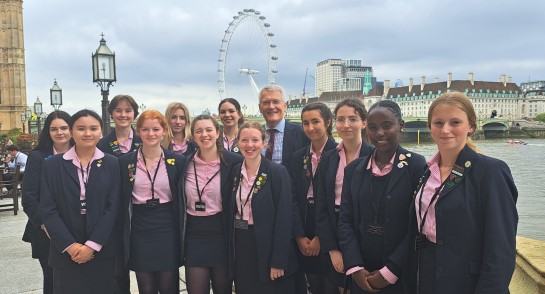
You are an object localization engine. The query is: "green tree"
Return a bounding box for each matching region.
[535,113,545,123]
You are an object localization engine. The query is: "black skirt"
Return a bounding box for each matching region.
[128,202,181,272]
[298,201,327,275]
[234,226,295,294]
[53,257,115,294]
[184,213,227,267]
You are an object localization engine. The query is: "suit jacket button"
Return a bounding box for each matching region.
[386,195,392,200]
[438,266,444,273]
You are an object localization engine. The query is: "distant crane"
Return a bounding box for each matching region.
[302,67,311,97]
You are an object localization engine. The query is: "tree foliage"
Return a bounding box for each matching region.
[534,113,545,123]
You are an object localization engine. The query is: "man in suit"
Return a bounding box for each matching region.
[259,84,309,167]
[259,84,309,293]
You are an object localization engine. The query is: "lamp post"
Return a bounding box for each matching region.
[21,112,27,133]
[92,33,116,135]
[34,97,44,133]
[50,79,63,110]
[25,107,32,134]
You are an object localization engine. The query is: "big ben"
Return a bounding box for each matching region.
[0,0,26,133]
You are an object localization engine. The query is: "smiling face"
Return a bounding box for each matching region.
[71,115,102,149]
[111,100,135,128]
[169,108,187,135]
[259,90,286,127]
[302,109,329,144]
[238,127,264,161]
[430,104,474,154]
[192,119,219,151]
[335,105,366,142]
[219,101,241,128]
[366,107,402,155]
[49,118,71,147]
[137,118,166,147]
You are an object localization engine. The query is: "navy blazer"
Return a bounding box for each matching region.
[289,139,337,238]
[338,146,426,278]
[280,120,310,168]
[22,150,54,258]
[315,141,374,253]
[97,128,143,158]
[230,157,298,282]
[403,145,518,294]
[182,150,243,268]
[118,148,186,264]
[38,152,121,268]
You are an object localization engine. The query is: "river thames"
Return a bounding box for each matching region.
[402,138,545,241]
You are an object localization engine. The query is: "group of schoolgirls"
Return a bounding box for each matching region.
[21,91,517,294]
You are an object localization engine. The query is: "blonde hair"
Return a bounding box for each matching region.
[162,102,191,148]
[428,92,477,151]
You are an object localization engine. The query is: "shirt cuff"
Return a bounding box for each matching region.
[379,266,398,284]
[346,266,365,276]
[62,242,76,253]
[85,240,103,252]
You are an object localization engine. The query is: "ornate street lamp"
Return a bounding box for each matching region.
[50,79,63,110]
[34,97,43,115]
[92,33,116,135]
[25,107,32,134]
[21,112,27,133]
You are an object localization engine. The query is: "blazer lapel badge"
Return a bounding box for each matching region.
[128,163,136,182]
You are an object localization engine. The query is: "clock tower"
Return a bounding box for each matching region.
[0,0,27,132]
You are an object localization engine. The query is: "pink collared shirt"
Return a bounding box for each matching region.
[334,141,362,205]
[367,150,395,176]
[118,129,134,153]
[62,146,105,252]
[185,153,222,216]
[416,151,442,243]
[346,150,399,284]
[307,143,326,199]
[222,133,236,152]
[132,151,172,204]
[171,139,189,154]
[236,162,260,225]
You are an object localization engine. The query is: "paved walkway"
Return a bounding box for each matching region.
[0,198,193,293]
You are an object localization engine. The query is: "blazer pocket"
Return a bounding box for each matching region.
[469,261,481,274]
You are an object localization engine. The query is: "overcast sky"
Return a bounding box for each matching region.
[22,0,545,116]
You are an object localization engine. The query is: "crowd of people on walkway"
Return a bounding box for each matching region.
[20,85,518,294]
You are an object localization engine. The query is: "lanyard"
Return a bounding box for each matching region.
[141,149,162,199]
[193,159,220,203]
[417,171,448,234]
[224,134,233,151]
[369,171,391,224]
[79,160,92,189]
[238,174,257,220]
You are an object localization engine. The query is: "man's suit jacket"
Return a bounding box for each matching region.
[403,145,518,294]
[280,121,310,168]
[39,152,120,268]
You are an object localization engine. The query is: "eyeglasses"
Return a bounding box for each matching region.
[335,116,361,125]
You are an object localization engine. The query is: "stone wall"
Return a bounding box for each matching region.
[510,236,545,293]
